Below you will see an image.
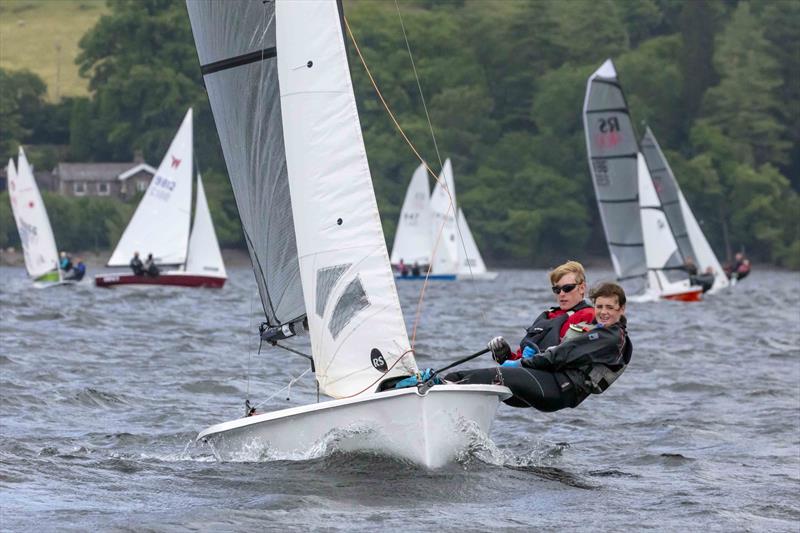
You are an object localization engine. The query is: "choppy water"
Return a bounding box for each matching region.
[1,266,798,531]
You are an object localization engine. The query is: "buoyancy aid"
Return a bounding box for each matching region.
[585,328,632,394]
[520,300,593,352]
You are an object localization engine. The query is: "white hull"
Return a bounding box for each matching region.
[198,384,511,468]
[456,271,499,281]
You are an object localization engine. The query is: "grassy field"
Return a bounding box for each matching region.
[0,0,107,101]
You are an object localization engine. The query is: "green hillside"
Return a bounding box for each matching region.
[0,0,106,100]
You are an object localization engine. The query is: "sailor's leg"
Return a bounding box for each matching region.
[446,367,576,412]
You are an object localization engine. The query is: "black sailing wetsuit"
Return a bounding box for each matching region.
[446,318,632,412]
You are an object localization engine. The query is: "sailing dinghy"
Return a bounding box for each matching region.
[7,147,75,289]
[94,109,227,288]
[583,59,702,302]
[187,0,510,468]
[410,158,496,281]
[640,127,729,294]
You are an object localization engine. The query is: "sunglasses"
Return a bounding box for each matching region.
[551,283,579,294]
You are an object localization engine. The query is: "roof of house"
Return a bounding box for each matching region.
[55,162,156,182]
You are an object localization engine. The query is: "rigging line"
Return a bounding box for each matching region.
[345,16,461,348]
[336,349,417,399]
[250,367,312,411]
[394,0,442,171]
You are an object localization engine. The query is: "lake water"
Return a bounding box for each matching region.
[1,266,798,531]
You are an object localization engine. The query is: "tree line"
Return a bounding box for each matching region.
[1,0,797,268]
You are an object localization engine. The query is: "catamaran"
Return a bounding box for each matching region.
[187,0,510,468]
[94,109,227,288]
[640,127,729,294]
[583,59,702,302]
[7,147,76,289]
[394,159,497,281]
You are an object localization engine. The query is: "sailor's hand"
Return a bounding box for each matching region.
[488,336,512,364]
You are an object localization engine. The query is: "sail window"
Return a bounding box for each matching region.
[316,264,349,317]
[329,277,370,339]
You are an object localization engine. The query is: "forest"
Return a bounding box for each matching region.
[1,0,797,268]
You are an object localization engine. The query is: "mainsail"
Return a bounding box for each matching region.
[390,163,433,267]
[107,109,193,267]
[185,174,226,277]
[188,0,415,398]
[429,158,459,275]
[583,59,647,289]
[8,148,60,279]
[641,127,728,292]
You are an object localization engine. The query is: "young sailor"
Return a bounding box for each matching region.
[491,260,596,363]
[446,282,632,412]
[65,258,86,281]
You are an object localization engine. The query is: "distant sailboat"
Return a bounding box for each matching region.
[390,162,434,272]
[188,0,509,468]
[640,127,729,294]
[395,158,496,281]
[94,109,227,288]
[583,59,701,302]
[7,147,75,288]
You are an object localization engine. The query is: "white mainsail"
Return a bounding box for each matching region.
[8,148,60,280]
[107,109,194,267]
[189,0,415,398]
[276,0,414,397]
[429,158,459,275]
[185,174,226,277]
[390,163,433,267]
[456,209,488,275]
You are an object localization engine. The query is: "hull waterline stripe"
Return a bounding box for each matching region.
[201,47,277,75]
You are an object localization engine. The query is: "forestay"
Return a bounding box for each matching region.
[390,163,433,267]
[582,59,647,287]
[456,209,488,275]
[185,175,226,277]
[8,148,60,279]
[189,0,415,398]
[429,159,459,275]
[641,127,728,291]
[108,110,193,267]
[187,0,304,327]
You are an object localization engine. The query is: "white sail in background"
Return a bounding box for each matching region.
[185,174,226,277]
[107,109,194,267]
[429,159,459,275]
[679,190,729,292]
[637,154,692,294]
[8,148,60,279]
[456,208,488,275]
[390,163,433,267]
[640,127,728,293]
[275,0,414,398]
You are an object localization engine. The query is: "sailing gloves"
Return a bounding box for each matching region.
[488,336,512,364]
[500,345,539,367]
[394,368,442,389]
